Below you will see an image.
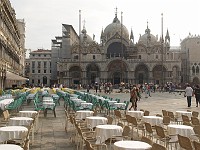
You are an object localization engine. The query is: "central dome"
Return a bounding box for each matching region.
[103,14,129,41]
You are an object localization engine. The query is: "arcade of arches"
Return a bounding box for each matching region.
[67,62,180,86]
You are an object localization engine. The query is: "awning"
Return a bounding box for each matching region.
[6,71,29,81]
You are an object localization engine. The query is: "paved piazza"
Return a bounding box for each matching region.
[29,89,199,150]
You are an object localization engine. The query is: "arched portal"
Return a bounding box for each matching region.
[135,64,149,84]
[69,66,82,84]
[107,60,128,84]
[107,42,127,59]
[86,63,100,84]
[152,65,167,85]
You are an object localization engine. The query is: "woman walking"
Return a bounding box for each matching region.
[129,87,138,110]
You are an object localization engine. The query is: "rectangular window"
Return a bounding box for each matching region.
[32,62,35,68]
[32,79,34,83]
[38,79,40,84]
[38,70,40,73]
[44,70,46,73]
[32,70,35,73]
[44,61,47,68]
[38,62,41,68]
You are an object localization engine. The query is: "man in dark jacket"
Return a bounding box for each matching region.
[194,84,200,107]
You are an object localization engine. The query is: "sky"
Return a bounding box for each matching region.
[10,0,200,51]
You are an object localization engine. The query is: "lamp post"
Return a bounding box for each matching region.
[120,11,123,84]
[161,13,164,86]
[79,10,82,85]
[2,69,6,90]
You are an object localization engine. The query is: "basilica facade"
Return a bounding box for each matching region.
[51,12,181,87]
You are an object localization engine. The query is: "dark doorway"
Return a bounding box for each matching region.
[113,72,121,84]
[43,76,47,85]
[138,73,144,84]
[91,73,96,84]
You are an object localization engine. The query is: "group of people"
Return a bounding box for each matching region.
[185,84,200,107]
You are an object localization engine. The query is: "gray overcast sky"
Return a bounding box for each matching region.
[10,0,200,50]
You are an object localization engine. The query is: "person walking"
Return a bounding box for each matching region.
[185,84,193,107]
[129,87,138,110]
[86,84,90,93]
[194,84,200,107]
[95,82,98,93]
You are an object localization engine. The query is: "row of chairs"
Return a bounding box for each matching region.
[162,109,199,124]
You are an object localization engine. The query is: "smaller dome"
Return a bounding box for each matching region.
[79,28,93,44]
[138,26,157,45]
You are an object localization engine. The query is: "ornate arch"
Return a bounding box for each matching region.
[107,60,128,84]
[69,65,82,84]
[135,63,149,84]
[192,66,195,74]
[196,66,199,74]
[86,63,100,84]
[106,42,127,59]
[152,64,167,85]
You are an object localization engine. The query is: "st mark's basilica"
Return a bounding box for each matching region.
[51,11,181,87]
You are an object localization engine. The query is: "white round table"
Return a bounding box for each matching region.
[43,99,54,103]
[43,102,55,109]
[81,103,93,109]
[0,98,14,110]
[19,110,38,118]
[95,125,123,143]
[142,116,163,126]
[127,111,144,119]
[71,99,86,106]
[114,103,126,109]
[19,110,39,135]
[175,111,192,121]
[167,124,195,137]
[108,101,117,106]
[114,141,152,150]
[86,116,108,128]
[0,126,28,143]
[76,110,94,119]
[9,117,33,126]
[0,144,24,150]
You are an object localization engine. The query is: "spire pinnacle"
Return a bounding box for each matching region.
[130,28,134,39]
[115,7,118,17]
[83,19,86,29]
[113,7,120,23]
[81,19,87,34]
[145,20,150,34]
